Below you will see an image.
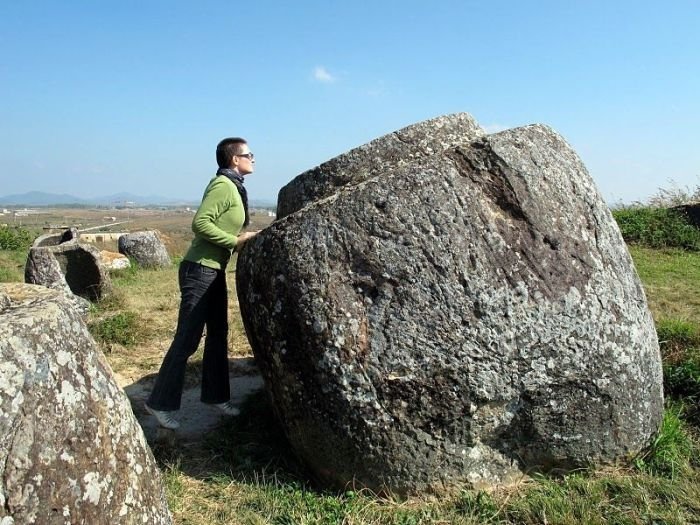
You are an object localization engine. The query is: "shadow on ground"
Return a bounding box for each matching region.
[122,356,311,486]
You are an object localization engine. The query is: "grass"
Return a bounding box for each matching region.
[502,470,700,525]
[0,249,27,283]
[628,246,700,326]
[634,403,695,479]
[629,246,700,430]
[0,226,36,282]
[88,311,147,348]
[656,318,700,355]
[665,356,700,402]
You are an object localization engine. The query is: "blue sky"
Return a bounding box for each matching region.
[1,1,698,204]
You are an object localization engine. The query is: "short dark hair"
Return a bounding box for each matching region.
[216,137,247,168]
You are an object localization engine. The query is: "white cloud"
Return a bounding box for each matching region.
[313,66,336,84]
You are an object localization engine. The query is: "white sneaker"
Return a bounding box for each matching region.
[214,400,240,417]
[145,404,180,430]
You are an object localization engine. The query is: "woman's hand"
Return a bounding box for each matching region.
[236,230,260,248]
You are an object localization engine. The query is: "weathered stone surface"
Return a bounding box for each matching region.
[0,283,172,524]
[24,245,73,295]
[31,227,80,248]
[100,250,131,271]
[59,226,80,244]
[277,113,485,219]
[33,232,67,248]
[237,114,664,493]
[118,231,171,269]
[25,242,112,303]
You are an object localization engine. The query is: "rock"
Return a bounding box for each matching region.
[32,229,76,248]
[118,231,171,269]
[25,242,112,303]
[0,283,172,524]
[30,227,80,247]
[277,113,485,219]
[236,114,664,493]
[0,292,9,309]
[24,245,73,295]
[100,250,131,271]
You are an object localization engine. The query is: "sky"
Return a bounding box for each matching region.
[1,1,698,205]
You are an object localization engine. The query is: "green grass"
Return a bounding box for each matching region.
[156,449,700,524]
[503,470,700,525]
[88,311,146,348]
[110,258,142,284]
[665,355,700,400]
[635,403,695,479]
[0,227,36,283]
[657,318,700,350]
[628,246,700,326]
[0,249,27,283]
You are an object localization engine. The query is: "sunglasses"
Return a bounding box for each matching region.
[236,152,255,160]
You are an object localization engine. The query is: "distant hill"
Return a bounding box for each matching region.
[0,191,276,208]
[0,191,197,207]
[0,191,89,206]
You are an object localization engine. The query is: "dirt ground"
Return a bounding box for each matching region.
[118,357,265,442]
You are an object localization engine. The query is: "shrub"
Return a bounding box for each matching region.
[612,207,700,250]
[656,318,700,425]
[664,357,700,401]
[0,226,33,251]
[88,311,144,348]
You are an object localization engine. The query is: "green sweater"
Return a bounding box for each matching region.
[183,175,245,270]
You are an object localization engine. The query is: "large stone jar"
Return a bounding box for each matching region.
[236,113,663,493]
[0,283,172,524]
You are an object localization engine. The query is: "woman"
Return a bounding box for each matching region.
[145,137,258,429]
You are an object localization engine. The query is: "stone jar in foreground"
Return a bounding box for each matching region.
[236,114,664,493]
[0,283,172,524]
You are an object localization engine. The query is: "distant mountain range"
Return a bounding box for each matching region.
[0,191,275,208]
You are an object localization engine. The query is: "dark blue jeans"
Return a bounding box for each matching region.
[147,260,230,411]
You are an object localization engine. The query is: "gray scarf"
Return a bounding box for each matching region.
[216,168,249,227]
